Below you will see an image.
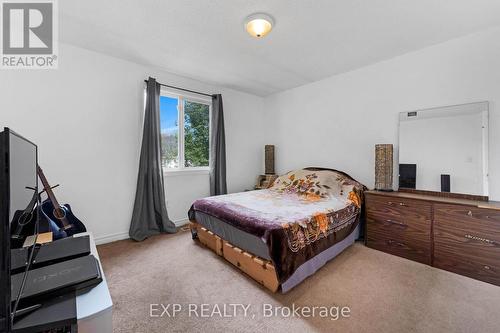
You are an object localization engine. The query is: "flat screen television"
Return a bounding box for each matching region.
[0,128,38,332]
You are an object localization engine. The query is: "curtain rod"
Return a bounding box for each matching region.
[144,79,213,98]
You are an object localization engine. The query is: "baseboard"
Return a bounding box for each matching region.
[173,218,189,227]
[94,231,130,245]
[94,219,189,245]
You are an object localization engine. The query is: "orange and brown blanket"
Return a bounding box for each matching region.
[189,168,366,282]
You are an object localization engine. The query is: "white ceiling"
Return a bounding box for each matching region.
[60,0,500,96]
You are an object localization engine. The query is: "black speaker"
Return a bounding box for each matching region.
[441,174,450,192]
[399,164,416,189]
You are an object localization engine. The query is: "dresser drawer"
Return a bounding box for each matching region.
[434,204,500,285]
[366,216,430,244]
[366,217,430,264]
[434,226,500,267]
[366,225,431,264]
[434,204,500,243]
[433,249,500,285]
[366,194,432,222]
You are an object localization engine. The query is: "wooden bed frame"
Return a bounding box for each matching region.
[189,221,279,292]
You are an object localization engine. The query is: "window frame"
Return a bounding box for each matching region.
[159,87,212,174]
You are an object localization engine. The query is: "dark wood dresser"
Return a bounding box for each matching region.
[365,190,500,286]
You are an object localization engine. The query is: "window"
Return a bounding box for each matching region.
[159,90,210,170]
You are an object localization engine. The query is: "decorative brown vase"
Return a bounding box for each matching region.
[375,144,393,191]
[265,145,275,175]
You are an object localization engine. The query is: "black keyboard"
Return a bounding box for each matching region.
[11,236,91,273]
[11,255,102,305]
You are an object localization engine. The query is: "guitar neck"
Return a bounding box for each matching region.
[37,166,59,204]
[37,166,70,227]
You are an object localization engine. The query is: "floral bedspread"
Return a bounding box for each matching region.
[189,168,366,283]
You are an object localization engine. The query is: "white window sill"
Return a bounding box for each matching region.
[163,168,210,177]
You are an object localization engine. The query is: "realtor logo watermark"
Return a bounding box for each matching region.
[1,0,58,69]
[150,303,352,321]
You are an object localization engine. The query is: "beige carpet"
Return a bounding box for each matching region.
[97,229,500,333]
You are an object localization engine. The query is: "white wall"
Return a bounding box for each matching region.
[164,172,209,222]
[264,27,500,200]
[399,113,484,195]
[4,25,500,244]
[0,43,265,244]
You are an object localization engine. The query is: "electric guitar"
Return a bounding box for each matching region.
[37,165,86,237]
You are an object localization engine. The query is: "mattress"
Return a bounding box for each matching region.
[195,211,271,260]
[194,210,361,292]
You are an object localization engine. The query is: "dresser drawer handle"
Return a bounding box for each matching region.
[386,219,406,227]
[484,265,491,270]
[387,239,405,247]
[387,201,407,207]
[464,234,498,245]
[467,211,473,217]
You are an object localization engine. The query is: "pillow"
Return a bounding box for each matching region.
[270,168,364,206]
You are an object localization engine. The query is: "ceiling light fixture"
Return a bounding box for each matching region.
[244,13,274,38]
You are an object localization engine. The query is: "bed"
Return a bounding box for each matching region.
[188,167,366,293]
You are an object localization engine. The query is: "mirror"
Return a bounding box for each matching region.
[398,101,489,197]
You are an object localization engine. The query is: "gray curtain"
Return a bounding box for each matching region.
[209,94,227,196]
[129,77,176,241]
